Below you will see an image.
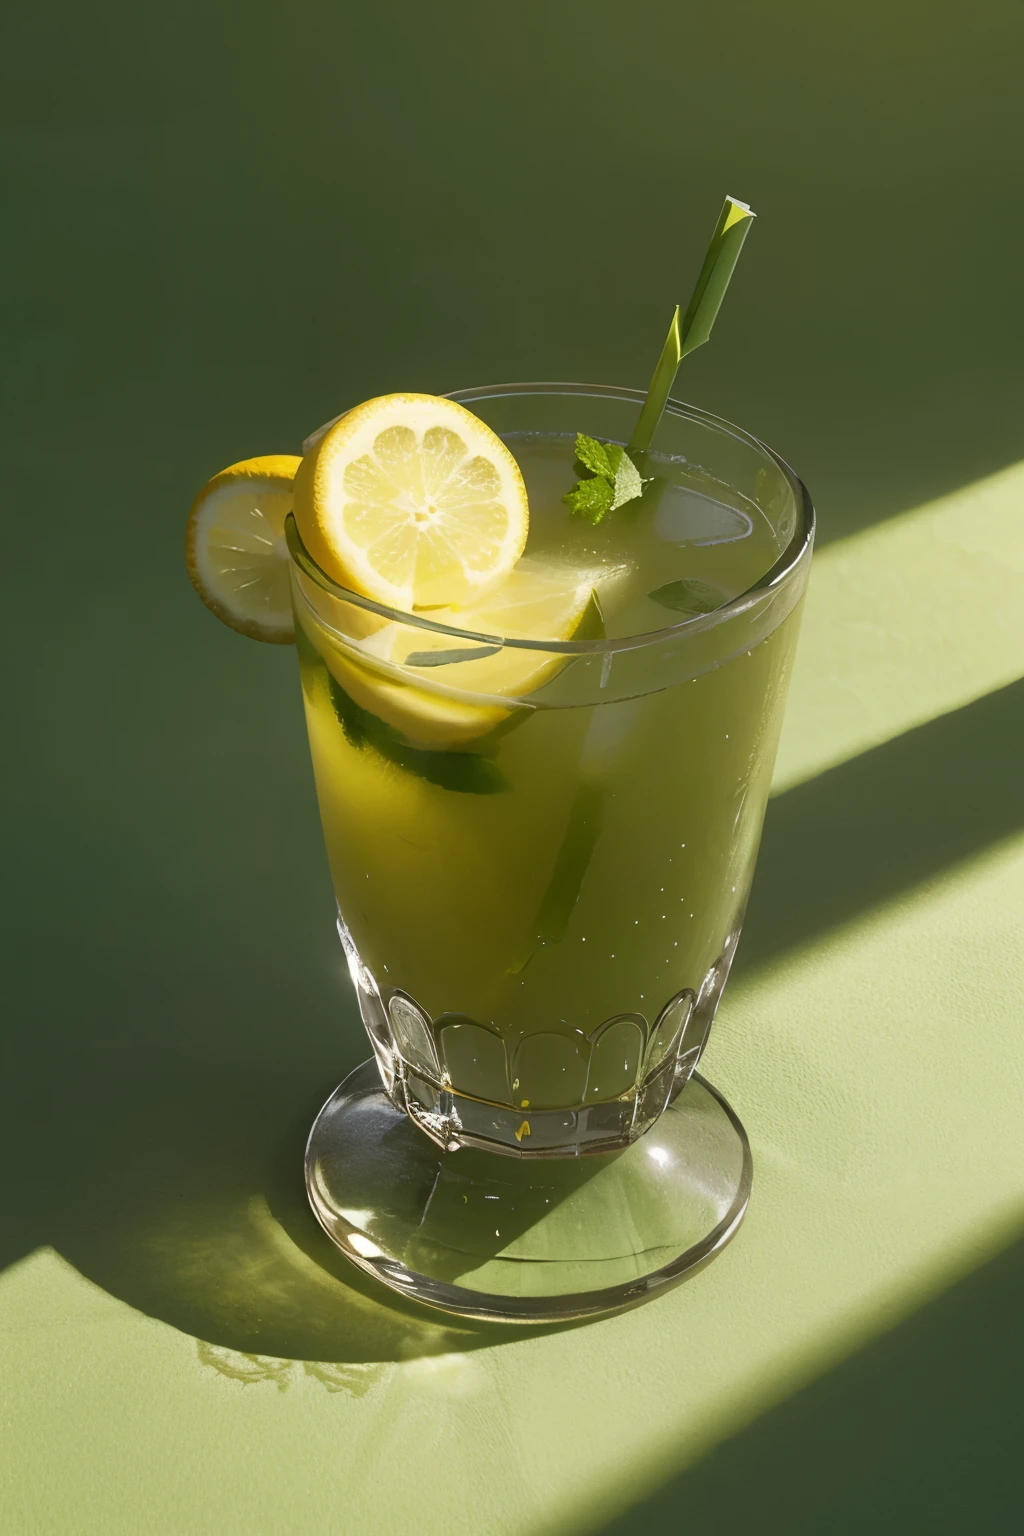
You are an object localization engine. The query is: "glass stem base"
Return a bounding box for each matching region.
[305,1059,752,1324]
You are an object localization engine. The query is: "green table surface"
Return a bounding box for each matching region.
[3,3,1024,1532]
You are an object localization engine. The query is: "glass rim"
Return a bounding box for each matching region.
[288,381,815,657]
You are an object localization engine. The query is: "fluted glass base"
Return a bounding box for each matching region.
[305,1059,751,1324]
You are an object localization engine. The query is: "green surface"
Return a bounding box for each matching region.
[3,1,1024,1531]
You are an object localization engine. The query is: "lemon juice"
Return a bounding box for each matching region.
[291,425,804,1154]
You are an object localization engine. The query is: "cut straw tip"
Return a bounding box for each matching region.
[628,194,757,454]
[721,197,756,234]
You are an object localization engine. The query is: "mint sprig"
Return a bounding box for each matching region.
[648,577,724,615]
[563,433,646,524]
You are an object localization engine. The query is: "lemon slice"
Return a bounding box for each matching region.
[297,557,610,749]
[292,394,529,610]
[185,455,301,642]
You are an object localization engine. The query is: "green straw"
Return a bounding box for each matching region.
[628,195,756,455]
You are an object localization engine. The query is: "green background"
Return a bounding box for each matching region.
[3,2,1024,1531]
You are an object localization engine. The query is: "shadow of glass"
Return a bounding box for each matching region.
[739,676,1024,974]
[591,1223,1024,1535]
[0,1033,562,1364]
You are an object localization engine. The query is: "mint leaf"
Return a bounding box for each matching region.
[573,433,614,479]
[532,781,605,944]
[405,644,503,667]
[565,477,615,522]
[610,451,644,511]
[565,436,647,522]
[563,476,615,523]
[327,671,507,792]
[648,578,725,615]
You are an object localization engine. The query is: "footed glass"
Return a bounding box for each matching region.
[297,383,813,1321]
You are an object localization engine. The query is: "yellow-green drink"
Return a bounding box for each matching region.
[291,384,812,1157]
[182,200,800,1317]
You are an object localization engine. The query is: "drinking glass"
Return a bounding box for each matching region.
[297,383,813,1322]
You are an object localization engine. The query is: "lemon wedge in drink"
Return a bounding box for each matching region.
[292,393,529,610]
[296,557,607,750]
[185,455,300,642]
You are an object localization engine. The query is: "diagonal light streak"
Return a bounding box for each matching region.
[745,676,1024,972]
[773,459,1024,796]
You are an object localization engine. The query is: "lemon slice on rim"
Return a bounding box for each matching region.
[185,455,301,642]
[292,393,529,610]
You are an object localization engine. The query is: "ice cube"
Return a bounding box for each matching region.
[655,488,753,547]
